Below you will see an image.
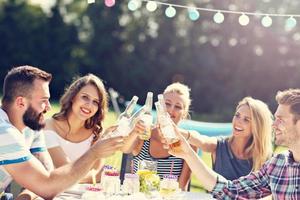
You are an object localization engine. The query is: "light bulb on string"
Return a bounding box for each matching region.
[188,8,200,21]
[128,0,141,11]
[165,6,176,18]
[285,16,297,30]
[238,14,249,26]
[213,11,224,24]
[146,1,157,12]
[261,15,272,27]
[87,0,95,4]
[104,0,115,7]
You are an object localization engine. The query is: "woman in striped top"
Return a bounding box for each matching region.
[123,82,196,191]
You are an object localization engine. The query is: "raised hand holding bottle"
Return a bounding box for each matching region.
[156,94,181,150]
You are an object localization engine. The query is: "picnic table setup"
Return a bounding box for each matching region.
[50,163,215,200]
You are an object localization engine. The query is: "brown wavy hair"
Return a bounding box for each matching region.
[53,74,108,145]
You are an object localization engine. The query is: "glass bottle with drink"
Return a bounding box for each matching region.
[155,94,181,150]
[108,96,139,138]
[139,92,153,140]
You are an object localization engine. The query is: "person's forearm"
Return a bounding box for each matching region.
[79,159,104,184]
[183,130,217,152]
[179,130,201,147]
[40,148,98,198]
[184,147,219,191]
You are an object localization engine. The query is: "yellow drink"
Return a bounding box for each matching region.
[160,187,177,197]
[137,169,160,194]
[139,127,151,140]
[160,175,179,198]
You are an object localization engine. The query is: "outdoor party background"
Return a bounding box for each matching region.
[1,0,300,122]
[0,0,298,193]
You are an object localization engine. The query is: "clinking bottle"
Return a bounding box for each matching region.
[139,92,153,140]
[109,96,139,138]
[156,94,181,149]
[118,96,139,120]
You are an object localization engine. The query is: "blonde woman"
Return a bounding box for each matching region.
[182,97,273,180]
[123,82,196,191]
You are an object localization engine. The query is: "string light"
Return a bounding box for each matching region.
[213,11,224,24]
[285,16,297,30]
[188,8,200,21]
[261,15,272,27]
[239,14,250,26]
[165,6,176,18]
[128,0,141,11]
[146,1,157,12]
[105,0,116,7]
[124,0,300,29]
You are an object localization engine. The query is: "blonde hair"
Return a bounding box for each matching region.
[230,97,273,171]
[163,82,191,118]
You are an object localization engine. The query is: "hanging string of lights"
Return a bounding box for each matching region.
[87,0,299,29]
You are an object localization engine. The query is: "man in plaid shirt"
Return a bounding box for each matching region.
[167,88,300,200]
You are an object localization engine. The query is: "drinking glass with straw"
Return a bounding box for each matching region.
[122,161,140,195]
[160,161,180,198]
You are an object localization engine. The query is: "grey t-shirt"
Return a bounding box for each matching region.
[213,137,252,180]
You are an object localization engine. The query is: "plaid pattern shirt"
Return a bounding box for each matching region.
[211,150,300,200]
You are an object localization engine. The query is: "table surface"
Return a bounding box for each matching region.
[49,184,215,200]
[53,191,214,200]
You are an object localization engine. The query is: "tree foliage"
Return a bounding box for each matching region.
[1,0,300,121]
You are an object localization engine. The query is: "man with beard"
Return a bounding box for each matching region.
[166,89,300,199]
[0,66,124,200]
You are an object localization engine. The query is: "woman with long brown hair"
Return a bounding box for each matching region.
[44,74,108,183]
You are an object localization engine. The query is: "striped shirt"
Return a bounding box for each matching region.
[0,108,46,191]
[211,150,300,199]
[133,140,184,179]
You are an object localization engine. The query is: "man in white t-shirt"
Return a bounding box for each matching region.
[0,108,54,199]
[0,66,124,199]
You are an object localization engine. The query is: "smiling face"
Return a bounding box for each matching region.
[232,104,252,140]
[71,84,100,121]
[273,104,300,149]
[164,92,187,124]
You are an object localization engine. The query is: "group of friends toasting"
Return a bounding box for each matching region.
[1,65,299,200]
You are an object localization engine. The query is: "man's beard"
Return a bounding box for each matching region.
[23,104,45,131]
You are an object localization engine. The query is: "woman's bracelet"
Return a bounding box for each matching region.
[186,131,191,141]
